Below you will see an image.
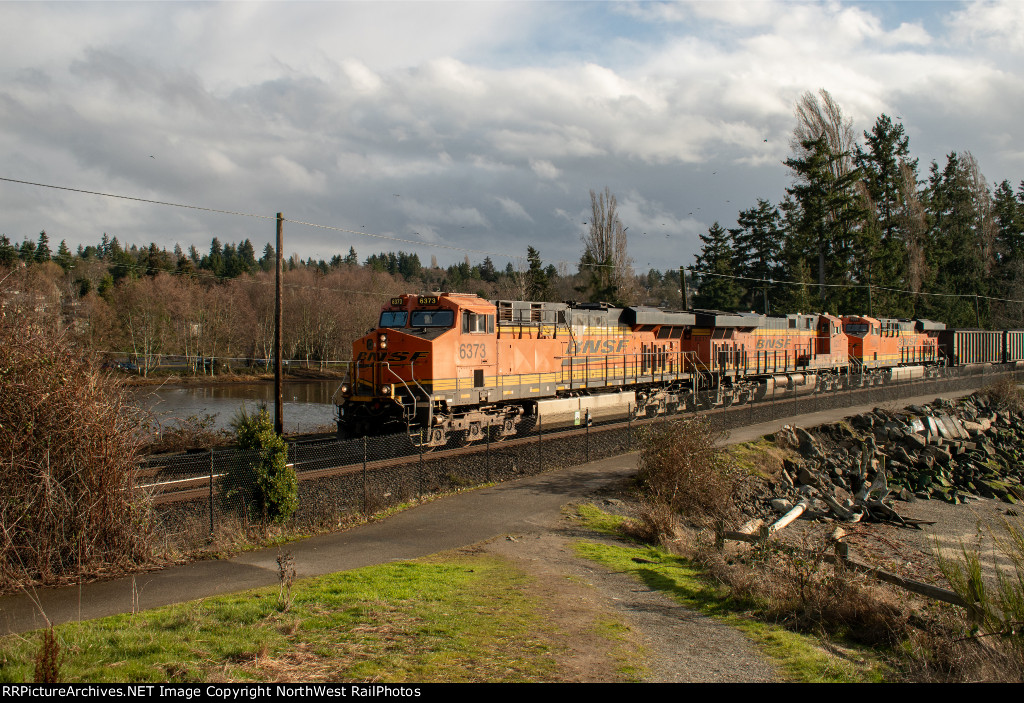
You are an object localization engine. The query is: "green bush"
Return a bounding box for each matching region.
[225,406,297,524]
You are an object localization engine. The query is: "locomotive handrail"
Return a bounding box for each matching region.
[384,362,422,425]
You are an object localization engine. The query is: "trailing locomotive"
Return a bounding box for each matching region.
[335,293,1023,447]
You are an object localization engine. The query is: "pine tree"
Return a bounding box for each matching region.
[693,223,742,311]
[730,199,783,312]
[54,240,73,271]
[856,114,919,317]
[992,179,1024,326]
[526,246,548,300]
[34,231,51,263]
[921,153,989,327]
[784,136,867,314]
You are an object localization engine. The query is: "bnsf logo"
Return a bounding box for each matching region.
[354,351,430,363]
[755,339,789,350]
[574,340,630,354]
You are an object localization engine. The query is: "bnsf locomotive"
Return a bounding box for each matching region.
[335,293,1024,447]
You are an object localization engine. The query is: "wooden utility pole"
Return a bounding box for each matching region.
[275,212,284,436]
[680,266,688,309]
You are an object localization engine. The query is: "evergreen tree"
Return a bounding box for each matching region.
[856,114,919,317]
[692,223,742,311]
[343,246,358,266]
[784,136,867,314]
[921,153,989,327]
[526,246,548,300]
[259,243,275,272]
[34,231,51,263]
[54,240,73,272]
[480,256,497,283]
[19,239,37,262]
[0,236,16,266]
[730,199,783,312]
[992,179,1024,326]
[238,239,257,273]
[202,238,225,276]
[108,237,135,281]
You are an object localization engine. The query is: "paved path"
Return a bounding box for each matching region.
[0,388,980,635]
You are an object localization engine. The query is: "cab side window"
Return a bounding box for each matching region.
[463,312,494,334]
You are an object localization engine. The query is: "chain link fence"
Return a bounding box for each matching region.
[141,364,1020,553]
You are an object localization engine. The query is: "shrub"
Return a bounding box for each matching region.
[142,413,232,454]
[0,278,152,590]
[978,378,1024,414]
[224,405,297,524]
[634,415,742,530]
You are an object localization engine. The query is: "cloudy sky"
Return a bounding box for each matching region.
[1,1,1022,274]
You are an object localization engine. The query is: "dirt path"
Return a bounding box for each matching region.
[481,501,780,683]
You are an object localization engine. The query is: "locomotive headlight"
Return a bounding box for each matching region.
[379,384,392,396]
[340,383,350,395]
[379,333,388,350]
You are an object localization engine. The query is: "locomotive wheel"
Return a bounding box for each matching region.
[447,430,470,448]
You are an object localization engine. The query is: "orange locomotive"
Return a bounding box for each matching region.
[335,294,883,447]
[841,316,942,382]
[336,293,699,446]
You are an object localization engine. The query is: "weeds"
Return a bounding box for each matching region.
[927,518,1024,680]
[142,413,231,454]
[32,628,62,683]
[978,378,1024,413]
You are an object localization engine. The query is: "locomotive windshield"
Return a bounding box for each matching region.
[410,309,455,328]
[844,323,869,336]
[379,311,408,328]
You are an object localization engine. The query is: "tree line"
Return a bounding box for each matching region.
[0,206,663,373]
[692,89,1024,330]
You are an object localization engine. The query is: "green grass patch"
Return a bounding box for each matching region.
[0,555,558,684]
[726,438,794,479]
[568,503,629,536]
[570,528,888,683]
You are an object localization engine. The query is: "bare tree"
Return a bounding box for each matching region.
[792,88,857,179]
[898,161,929,296]
[580,187,635,305]
[963,151,998,277]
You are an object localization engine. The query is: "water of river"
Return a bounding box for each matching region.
[132,380,342,434]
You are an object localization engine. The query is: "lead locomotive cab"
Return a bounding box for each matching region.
[336,293,513,446]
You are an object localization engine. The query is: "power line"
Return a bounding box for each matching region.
[688,268,1024,306]
[0,177,275,221]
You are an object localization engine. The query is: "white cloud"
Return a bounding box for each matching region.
[495,196,534,222]
[529,159,560,180]
[948,0,1024,52]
